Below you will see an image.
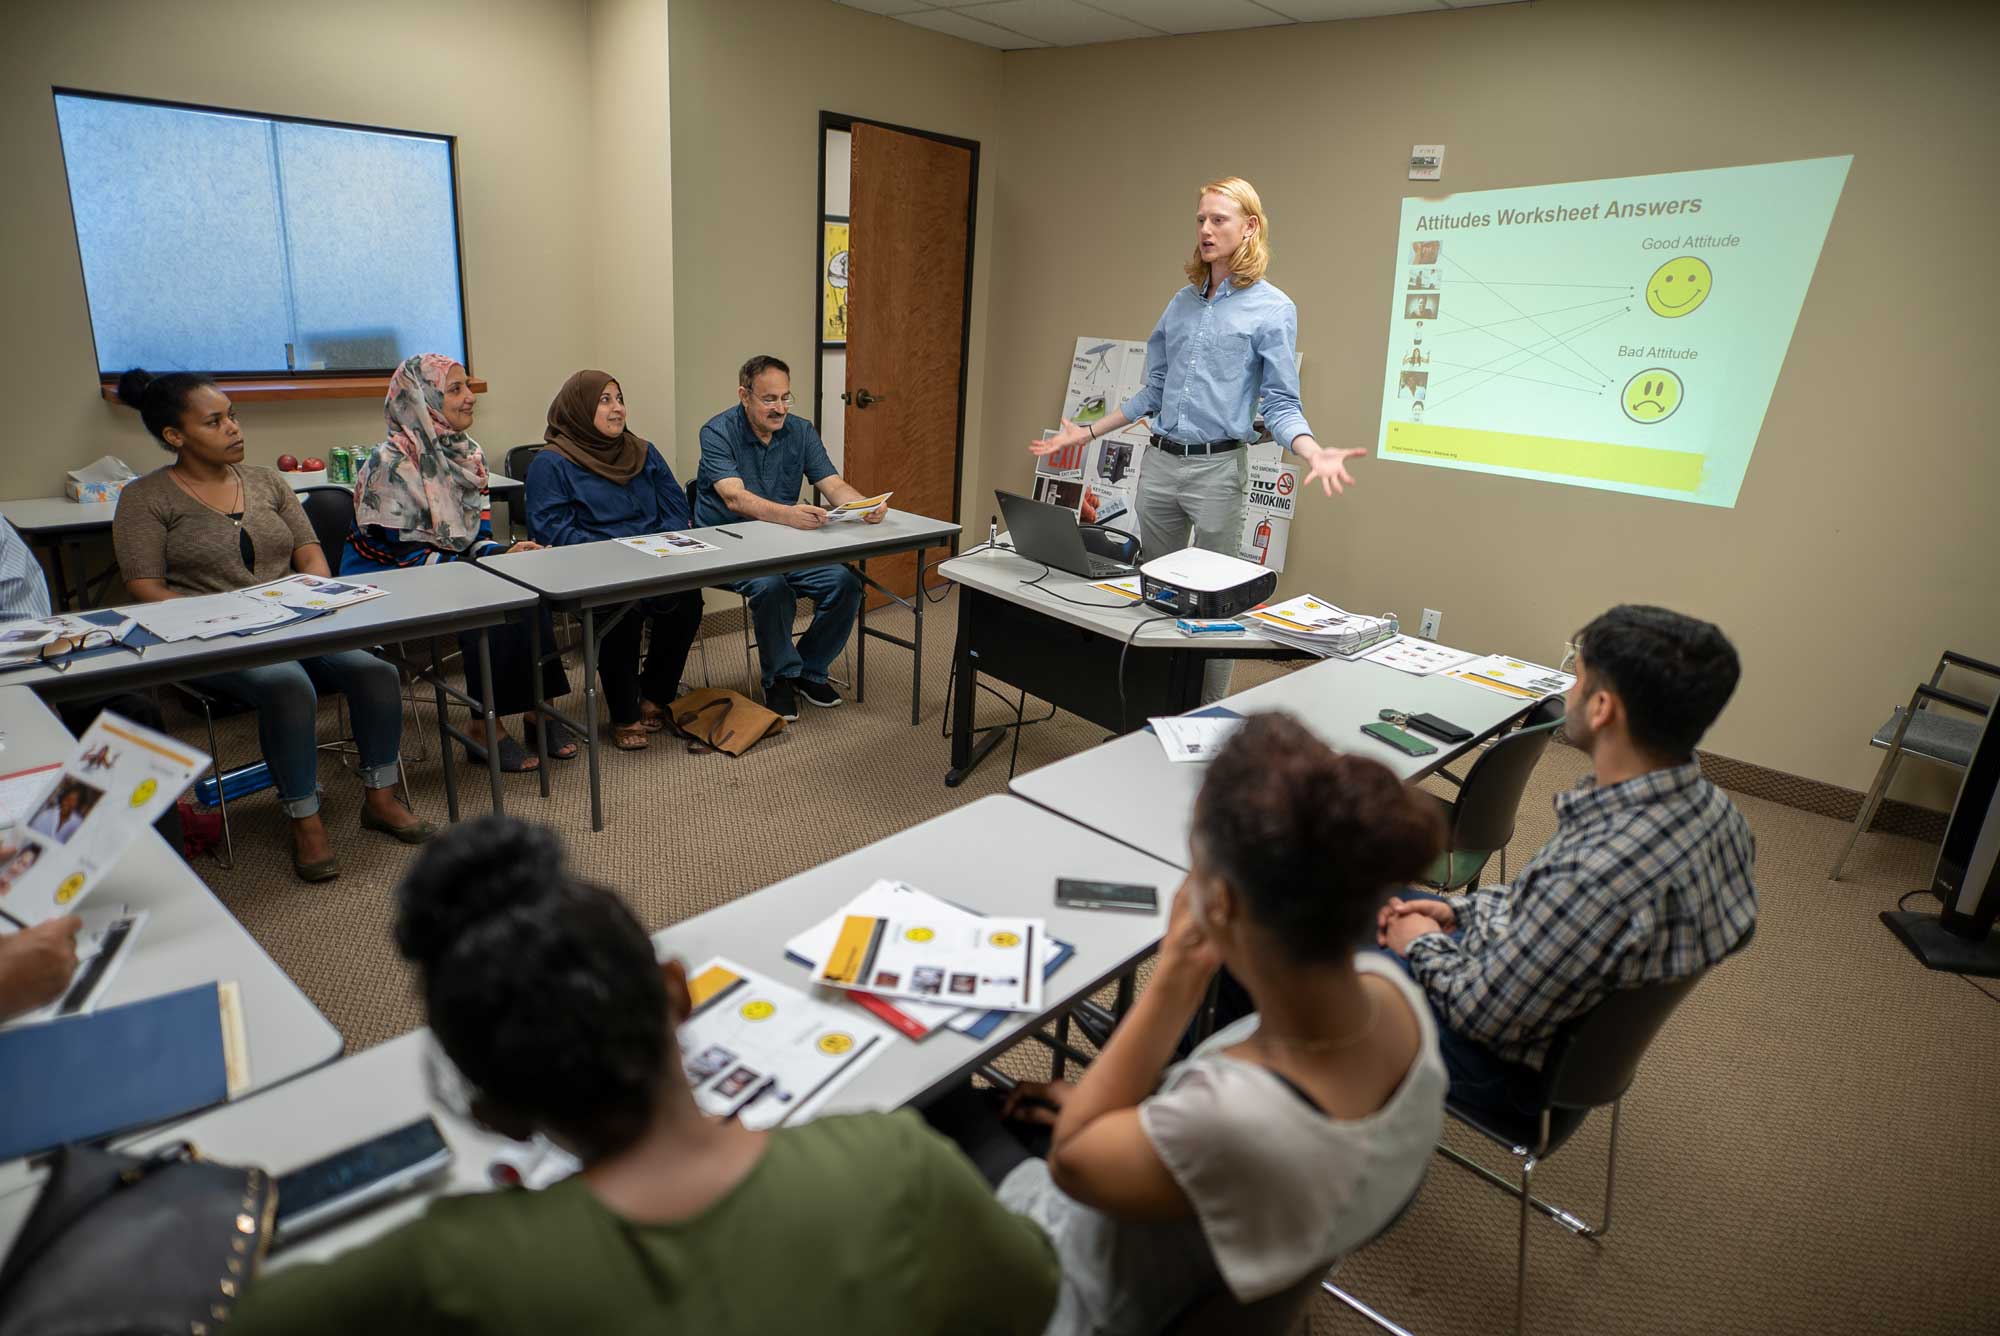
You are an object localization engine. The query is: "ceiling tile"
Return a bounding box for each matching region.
[1085,0,1295,35]
[831,0,934,15]
[1258,0,1445,20]
[896,7,1052,47]
[954,0,1157,46]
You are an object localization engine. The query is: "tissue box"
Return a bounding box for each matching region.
[64,477,128,505]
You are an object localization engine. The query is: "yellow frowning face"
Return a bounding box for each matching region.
[1646,256,1711,318]
[1621,368,1684,424]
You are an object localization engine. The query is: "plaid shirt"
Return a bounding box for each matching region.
[1405,761,1757,1070]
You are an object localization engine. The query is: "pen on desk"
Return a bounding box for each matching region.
[713,528,744,540]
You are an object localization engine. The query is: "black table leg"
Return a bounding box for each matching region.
[430,636,461,823]
[475,629,504,816]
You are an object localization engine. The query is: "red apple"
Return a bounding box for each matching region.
[301,457,326,472]
[276,454,299,471]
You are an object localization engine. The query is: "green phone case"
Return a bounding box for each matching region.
[1361,721,1438,756]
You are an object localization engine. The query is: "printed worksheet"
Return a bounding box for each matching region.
[618,531,720,558]
[679,957,895,1128]
[125,593,292,643]
[1150,714,1246,764]
[824,492,892,523]
[1363,636,1480,677]
[1,906,148,1027]
[1446,654,1575,699]
[242,574,386,611]
[0,713,207,930]
[812,900,1045,1013]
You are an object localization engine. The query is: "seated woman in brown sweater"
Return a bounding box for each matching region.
[111,369,433,881]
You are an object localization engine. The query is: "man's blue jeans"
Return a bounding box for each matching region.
[190,650,404,819]
[727,564,862,689]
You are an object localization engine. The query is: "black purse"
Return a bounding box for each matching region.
[0,1142,274,1336]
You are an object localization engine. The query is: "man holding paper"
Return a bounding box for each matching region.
[694,356,878,720]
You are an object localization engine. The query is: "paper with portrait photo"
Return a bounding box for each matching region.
[0,713,206,931]
[618,531,720,558]
[812,896,1045,1013]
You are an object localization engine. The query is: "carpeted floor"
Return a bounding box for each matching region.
[168,591,1997,1335]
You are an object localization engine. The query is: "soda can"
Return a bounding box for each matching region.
[331,446,352,485]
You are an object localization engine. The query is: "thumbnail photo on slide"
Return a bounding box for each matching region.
[1375,155,1850,507]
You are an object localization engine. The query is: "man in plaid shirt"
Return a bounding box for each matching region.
[1381,605,1757,1117]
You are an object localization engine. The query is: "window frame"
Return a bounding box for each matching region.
[53,86,476,396]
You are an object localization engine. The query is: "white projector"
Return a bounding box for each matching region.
[1139,548,1278,619]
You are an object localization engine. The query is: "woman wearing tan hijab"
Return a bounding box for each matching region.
[526,371,703,751]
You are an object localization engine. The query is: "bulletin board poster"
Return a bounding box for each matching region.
[822,218,850,345]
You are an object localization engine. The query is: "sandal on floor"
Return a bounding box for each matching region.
[522,717,580,760]
[613,724,651,751]
[463,734,539,773]
[638,701,669,733]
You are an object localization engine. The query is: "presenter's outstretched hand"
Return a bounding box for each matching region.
[1030,418,1090,457]
[1298,439,1368,497]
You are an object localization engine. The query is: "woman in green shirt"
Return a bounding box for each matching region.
[233,816,1060,1334]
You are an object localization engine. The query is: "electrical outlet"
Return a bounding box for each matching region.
[1419,608,1442,639]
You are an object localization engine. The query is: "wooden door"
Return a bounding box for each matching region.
[845,121,974,601]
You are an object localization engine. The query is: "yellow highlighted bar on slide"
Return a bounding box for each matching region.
[1384,422,1704,492]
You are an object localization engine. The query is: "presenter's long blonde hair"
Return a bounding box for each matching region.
[1185,177,1270,290]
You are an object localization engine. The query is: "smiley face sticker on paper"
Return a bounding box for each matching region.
[989,931,1022,949]
[1646,256,1711,318]
[740,999,776,1021]
[904,926,935,943]
[1622,369,1685,425]
[130,778,158,808]
[817,1032,854,1055]
[55,872,86,905]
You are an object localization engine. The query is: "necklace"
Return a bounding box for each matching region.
[1253,991,1381,1054]
[169,463,245,526]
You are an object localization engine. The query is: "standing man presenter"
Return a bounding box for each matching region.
[1028,177,1364,700]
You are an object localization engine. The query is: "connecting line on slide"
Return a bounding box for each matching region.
[1429,301,1621,391]
[1427,306,1627,395]
[1425,294,1632,344]
[1433,280,1631,289]
[1427,307,1629,409]
[1422,362,1606,394]
[1442,253,1619,386]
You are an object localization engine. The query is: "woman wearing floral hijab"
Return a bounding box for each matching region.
[344,354,573,772]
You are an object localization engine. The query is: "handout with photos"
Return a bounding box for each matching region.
[1,906,148,1027]
[1362,636,1480,677]
[812,896,1045,1013]
[0,610,142,655]
[1150,714,1245,764]
[0,713,207,931]
[126,592,293,642]
[678,957,894,1129]
[1245,596,1398,658]
[1445,654,1575,700]
[618,531,720,558]
[243,574,386,611]
[823,491,892,523]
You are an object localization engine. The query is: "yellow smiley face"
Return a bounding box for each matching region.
[740,1000,775,1021]
[989,931,1022,949]
[817,1032,854,1055]
[55,872,86,905]
[1621,368,1684,424]
[130,778,158,808]
[1645,256,1711,318]
[904,926,935,943]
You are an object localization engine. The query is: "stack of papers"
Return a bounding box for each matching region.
[1363,636,1480,677]
[1150,712,1245,764]
[0,612,139,664]
[126,576,382,643]
[1245,596,1398,658]
[1446,654,1575,699]
[242,574,386,612]
[824,492,892,523]
[677,957,895,1129]
[788,881,1066,1039]
[619,531,719,558]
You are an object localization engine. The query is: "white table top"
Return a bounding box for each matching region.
[1011,653,1543,868]
[0,475,521,537]
[940,543,1286,650]
[480,510,961,610]
[2,561,538,704]
[0,795,1182,1266]
[0,686,344,1202]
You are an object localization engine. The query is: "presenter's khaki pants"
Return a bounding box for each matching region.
[1137,448,1249,705]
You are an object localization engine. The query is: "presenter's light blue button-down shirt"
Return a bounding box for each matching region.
[1119,277,1313,450]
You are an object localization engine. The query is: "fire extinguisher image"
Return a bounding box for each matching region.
[1252,517,1272,565]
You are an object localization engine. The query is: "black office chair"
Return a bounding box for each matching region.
[503,444,543,541]
[1422,697,1565,890]
[295,484,356,576]
[1438,923,1755,1334]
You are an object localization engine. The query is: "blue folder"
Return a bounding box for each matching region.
[0,982,230,1160]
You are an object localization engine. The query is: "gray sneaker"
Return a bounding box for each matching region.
[767,680,801,721]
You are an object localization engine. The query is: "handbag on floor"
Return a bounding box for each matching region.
[669,688,786,757]
[0,1141,275,1335]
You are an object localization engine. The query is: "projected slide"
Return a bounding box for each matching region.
[1376,156,1849,507]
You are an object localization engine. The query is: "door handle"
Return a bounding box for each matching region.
[841,388,886,409]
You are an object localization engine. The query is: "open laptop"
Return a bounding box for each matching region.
[996,490,1135,579]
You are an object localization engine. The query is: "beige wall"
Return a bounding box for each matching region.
[976,0,2000,796]
[0,0,597,492]
[667,0,1001,523]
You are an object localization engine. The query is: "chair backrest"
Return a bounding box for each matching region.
[685,478,700,516]
[1542,966,1711,1110]
[1079,523,1140,563]
[1448,697,1565,853]
[295,485,356,577]
[503,443,543,483]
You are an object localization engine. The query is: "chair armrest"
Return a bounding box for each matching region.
[1943,650,2000,679]
[1916,683,1991,717]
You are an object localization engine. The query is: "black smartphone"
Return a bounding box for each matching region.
[273,1117,453,1247]
[1055,878,1159,913]
[1361,721,1438,757]
[1407,712,1473,744]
